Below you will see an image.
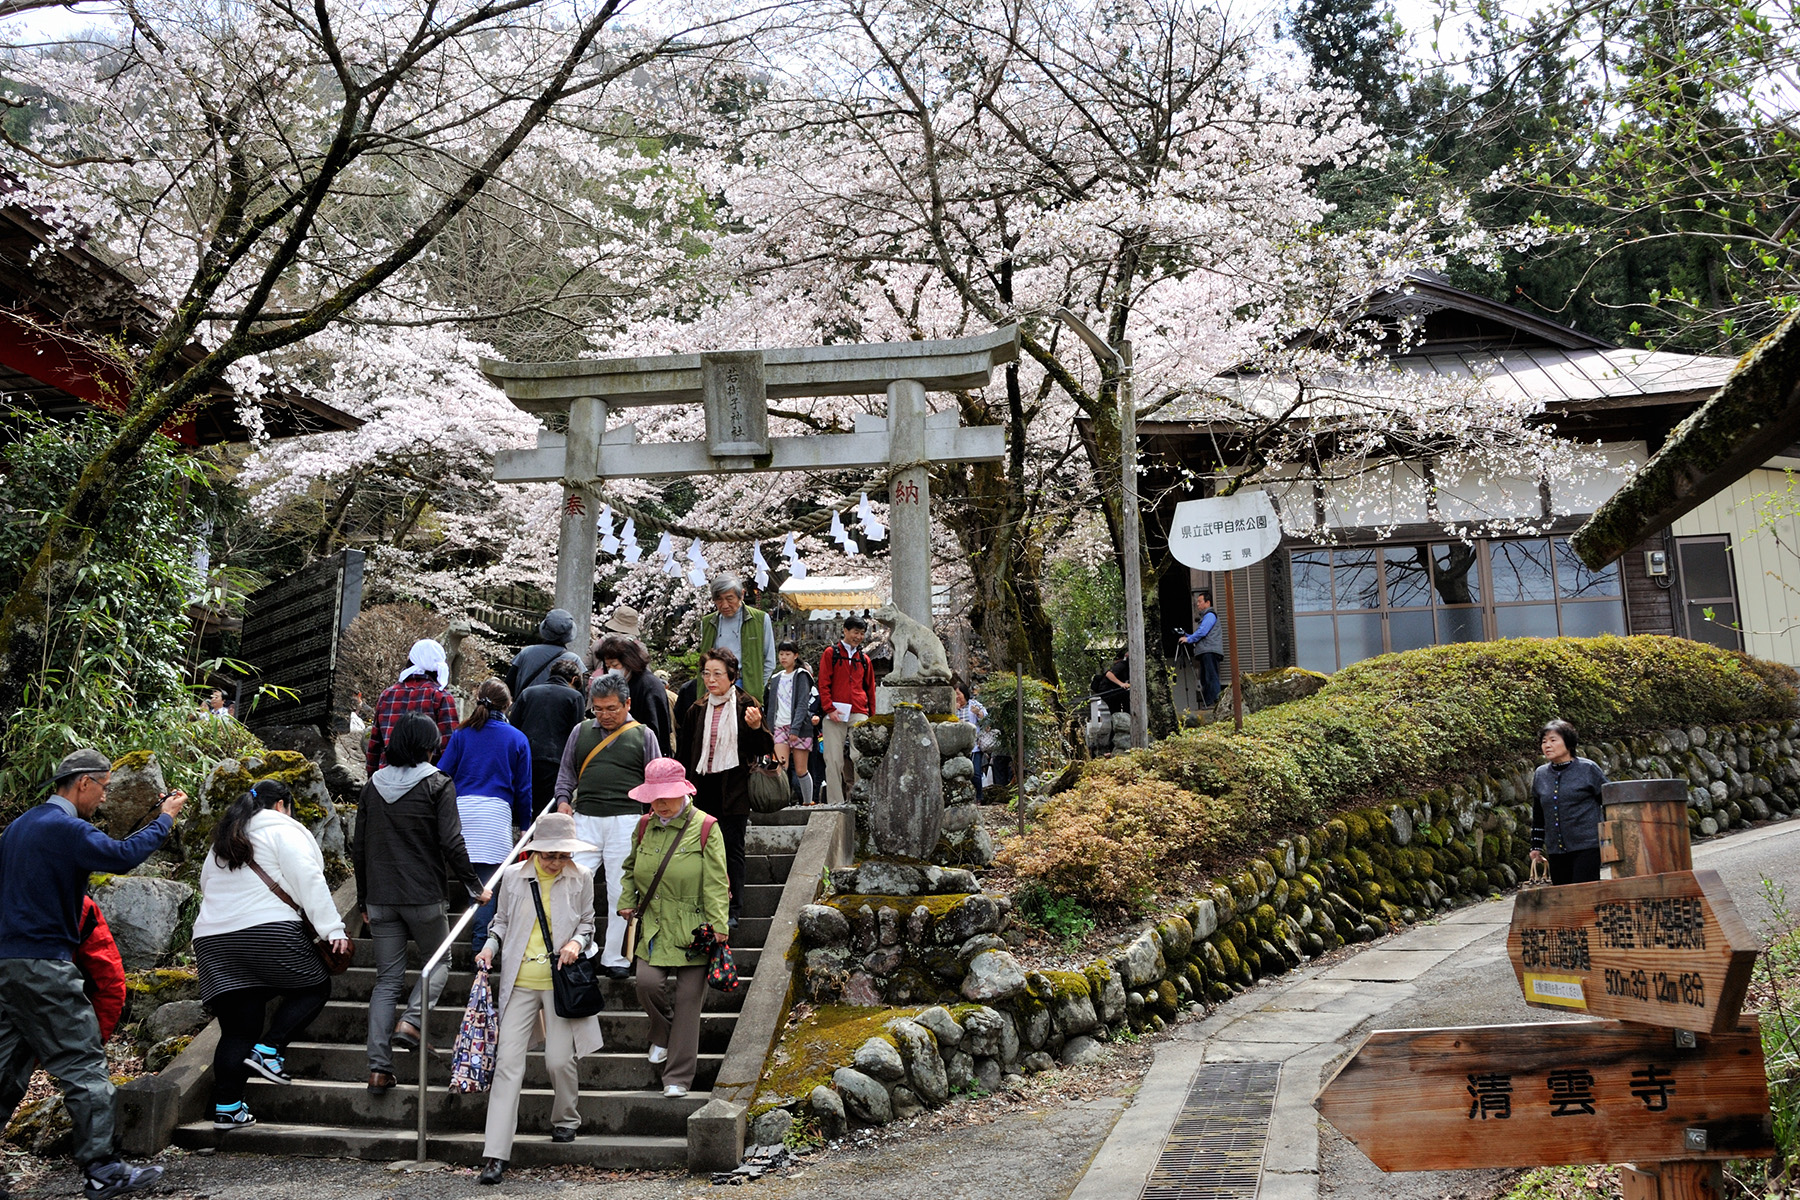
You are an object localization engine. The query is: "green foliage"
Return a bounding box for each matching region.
[1007,636,1798,908]
[976,675,1067,787]
[1743,879,1800,1192]
[1043,557,1123,707]
[0,409,261,822]
[1013,883,1098,949]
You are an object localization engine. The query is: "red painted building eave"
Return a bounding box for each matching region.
[0,308,199,444]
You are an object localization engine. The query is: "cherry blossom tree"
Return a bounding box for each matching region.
[597,0,1582,686]
[0,0,755,703]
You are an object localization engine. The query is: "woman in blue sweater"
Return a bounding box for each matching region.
[438,679,533,952]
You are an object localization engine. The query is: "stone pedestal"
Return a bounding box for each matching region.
[875,682,954,716]
[869,704,944,859]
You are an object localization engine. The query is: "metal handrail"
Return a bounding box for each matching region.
[409,811,549,1165]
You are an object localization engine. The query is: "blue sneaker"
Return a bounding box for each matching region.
[213,1102,256,1130]
[244,1045,291,1084]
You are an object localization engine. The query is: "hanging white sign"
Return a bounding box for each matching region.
[1168,491,1282,571]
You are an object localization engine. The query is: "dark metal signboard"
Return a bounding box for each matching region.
[239,550,364,727]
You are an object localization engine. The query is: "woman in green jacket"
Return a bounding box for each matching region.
[620,757,729,1098]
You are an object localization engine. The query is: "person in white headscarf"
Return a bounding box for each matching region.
[365,638,462,773]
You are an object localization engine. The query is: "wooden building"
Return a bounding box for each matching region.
[1137,275,1780,707]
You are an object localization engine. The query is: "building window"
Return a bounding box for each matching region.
[1291,537,1626,673]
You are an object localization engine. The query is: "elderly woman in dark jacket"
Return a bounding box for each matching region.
[677,647,772,926]
[1529,719,1609,885]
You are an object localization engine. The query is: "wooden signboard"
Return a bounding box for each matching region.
[1315,1019,1772,1172]
[1507,870,1756,1035]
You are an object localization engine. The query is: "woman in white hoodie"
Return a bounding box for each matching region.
[191,780,349,1131]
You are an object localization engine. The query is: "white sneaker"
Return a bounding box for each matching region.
[663,1084,688,1098]
[647,1044,668,1065]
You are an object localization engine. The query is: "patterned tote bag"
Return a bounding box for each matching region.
[448,965,499,1093]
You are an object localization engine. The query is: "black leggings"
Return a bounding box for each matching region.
[1548,848,1602,886]
[209,980,332,1106]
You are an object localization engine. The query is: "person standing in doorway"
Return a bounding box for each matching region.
[764,641,817,806]
[698,576,777,690]
[1529,720,1609,885]
[817,615,874,807]
[0,749,184,1198]
[1182,589,1225,708]
[555,672,662,978]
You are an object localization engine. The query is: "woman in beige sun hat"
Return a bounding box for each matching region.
[472,812,601,1185]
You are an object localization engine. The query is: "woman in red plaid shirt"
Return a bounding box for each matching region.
[365,640,461,773]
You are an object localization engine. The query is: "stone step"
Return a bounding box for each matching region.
[347,912,775,969]
[171,1122,687,1170]
[232,1077,704,1135]
[746,853,795,885]
[330,967,752,1012]
[280,1043,723,1092]
[307,1002,738,1053]
[346,942,765,976]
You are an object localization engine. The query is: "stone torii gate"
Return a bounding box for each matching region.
[478,326,1018,661]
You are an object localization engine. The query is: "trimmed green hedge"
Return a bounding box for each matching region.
[1002,636,1799,907]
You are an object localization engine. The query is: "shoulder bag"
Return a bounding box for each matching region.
[624,811,713,962]
[747,755,791,812]
[246,859,353,975]
[527,875,605,1019]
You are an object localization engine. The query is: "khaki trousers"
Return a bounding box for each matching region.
[635,961,707,1089]
[820,712,867,806]
[483,987,581,1161]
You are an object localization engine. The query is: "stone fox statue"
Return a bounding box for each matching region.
[869,602,953,683]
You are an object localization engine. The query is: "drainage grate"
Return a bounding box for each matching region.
[1139,1060,1282,1200]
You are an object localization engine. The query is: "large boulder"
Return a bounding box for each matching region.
[808,1086,846,1139]
[833,1068,893,1124]
[143,999,209,1044]
[853,1037,906,1083]
[934,722,977,758]
[195,752,345,860]
[98,753,169,842]
[92,876,194,969]
[1232,666,1330,715]
[961,950,1026,1002]
[887,1018,949,1106]
[799,905,852,947]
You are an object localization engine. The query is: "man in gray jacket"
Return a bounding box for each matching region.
[1182,590,1225,708]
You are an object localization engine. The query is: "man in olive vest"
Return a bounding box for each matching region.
[554,673,662,978]
[698,575,776,689]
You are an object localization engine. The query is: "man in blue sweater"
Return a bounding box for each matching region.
[0,749,186,1198]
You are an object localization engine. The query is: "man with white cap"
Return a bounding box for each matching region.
[365,638,460,773]
[0,749,186,1198]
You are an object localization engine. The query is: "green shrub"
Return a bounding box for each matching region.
[1006,637,1797,908]
[1013,883,1098,949]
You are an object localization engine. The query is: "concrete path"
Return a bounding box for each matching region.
[1068,817,1800,1200]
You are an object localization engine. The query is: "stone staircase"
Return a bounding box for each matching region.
[169,823,803,1169]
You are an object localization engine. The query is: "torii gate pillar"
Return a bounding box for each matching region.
[886,378,931,637]
[554,396,605,655]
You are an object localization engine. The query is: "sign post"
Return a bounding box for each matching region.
[1166,490,1282,731]
[1317,779,1775,1197]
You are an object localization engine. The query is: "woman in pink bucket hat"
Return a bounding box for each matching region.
[617,758,727,1098]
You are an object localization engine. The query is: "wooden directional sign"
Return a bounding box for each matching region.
[1316,1020,1772,1172]
[1507,870,1756,1034]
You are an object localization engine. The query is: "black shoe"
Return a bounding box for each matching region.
[601,964,631,979]
[551,1126,578,1143]
[83,1160,164,1199]
[728,915,741,930]
[479,1158,505,1185]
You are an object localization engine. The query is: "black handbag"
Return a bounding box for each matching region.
[747,755,791,812]
[527,876,606,1019]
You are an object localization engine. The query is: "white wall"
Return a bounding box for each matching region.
[1671,466,1800,667]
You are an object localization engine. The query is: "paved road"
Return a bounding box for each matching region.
[1071,817,1800,1200]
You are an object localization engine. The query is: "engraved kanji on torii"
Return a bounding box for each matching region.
[478,326,1018,655]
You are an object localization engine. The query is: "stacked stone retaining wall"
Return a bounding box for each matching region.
[769,718,1800,1135]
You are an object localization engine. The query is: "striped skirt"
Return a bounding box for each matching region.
[457,794,515,865]
[194,920,328,1004]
